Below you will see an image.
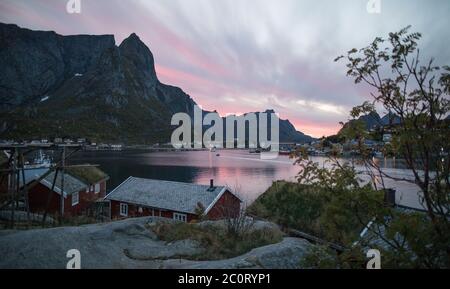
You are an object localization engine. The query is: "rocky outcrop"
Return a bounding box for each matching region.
[278,113,315,143]
[0,23,115,110]
[0,23,196,143]
[163,238,311,269]
[0,217,312,269]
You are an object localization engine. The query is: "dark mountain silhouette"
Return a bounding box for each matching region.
[340,111,402,135]
[0,23,313,144]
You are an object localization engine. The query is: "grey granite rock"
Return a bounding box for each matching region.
[161,238,312,269]
[0,217,311,269]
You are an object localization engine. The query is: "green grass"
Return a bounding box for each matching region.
[150,222,284,261]
[66,166,108,184]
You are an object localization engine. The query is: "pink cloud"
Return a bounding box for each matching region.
[0,0,369,138]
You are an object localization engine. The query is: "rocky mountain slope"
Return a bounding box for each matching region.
[0,23,115,110]
[340,111,402,133]
[231,110,314,143]
[0,23,313,144]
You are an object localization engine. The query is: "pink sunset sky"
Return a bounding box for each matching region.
[1,0,449,137]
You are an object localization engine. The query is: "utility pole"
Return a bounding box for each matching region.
[20,152,31,226]
[60,146,66,219]
[9,148,18,228]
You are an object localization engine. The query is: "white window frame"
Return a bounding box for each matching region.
[72,192,79,206]
[173,213,187,223]
[94,183,101,194]
[120,203,128,217]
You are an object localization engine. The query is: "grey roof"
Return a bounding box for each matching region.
[357,206,427,250]
[19,168,49,187]
[40,171,88,196]
[105,177,233,215]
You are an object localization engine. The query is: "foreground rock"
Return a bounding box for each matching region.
[0,217,311,269]
[162,237,311,269]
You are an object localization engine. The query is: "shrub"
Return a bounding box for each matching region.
[151,221,283,260]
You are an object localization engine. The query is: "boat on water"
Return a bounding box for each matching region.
[12,149,53,169]
[2,149,52,169]
[27,150,52,169]
[249,148,261,154]
[1,150,52,187]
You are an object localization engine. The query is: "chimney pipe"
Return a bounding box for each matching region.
[210,179,214,188]
[384,189,396,207]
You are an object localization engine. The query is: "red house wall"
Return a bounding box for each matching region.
[109,190,241,222]
[28,183,60,214]
[66,181,106,216]
[0,173,10,198]
[28,181,107,217]
[0,162,9,196]
[206,190,241,220]
[109,200,197,222]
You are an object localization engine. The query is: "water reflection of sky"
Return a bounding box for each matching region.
[70,150,424,209]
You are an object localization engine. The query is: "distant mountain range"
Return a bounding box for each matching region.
[0,23,314,144]
[341,111,401,133]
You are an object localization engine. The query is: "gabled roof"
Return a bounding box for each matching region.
[355,206,428,250]
[40,171,88,196]
[105,177,240,215]
[34,166,108,196]
[19,168,49,187]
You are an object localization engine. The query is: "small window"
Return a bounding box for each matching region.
[120,203,128,217]
[72,192,79,206]
[173,213,187,222]
[95,183,101,193]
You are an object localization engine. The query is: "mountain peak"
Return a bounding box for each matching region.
[119,32,158,84]
[0,24,314,144]
[119,32,147,50]
[123,32,140,42]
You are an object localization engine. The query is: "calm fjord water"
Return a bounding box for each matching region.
[71,150,423,208]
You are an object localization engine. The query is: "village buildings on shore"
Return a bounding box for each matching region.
[1,149,241,224]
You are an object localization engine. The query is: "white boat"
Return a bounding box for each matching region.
[249,148,261,154]
[27,150,52,169]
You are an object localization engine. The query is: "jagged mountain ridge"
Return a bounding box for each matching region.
[340,111,402,134]
[200,109,315,143]
[0,23,314,144]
